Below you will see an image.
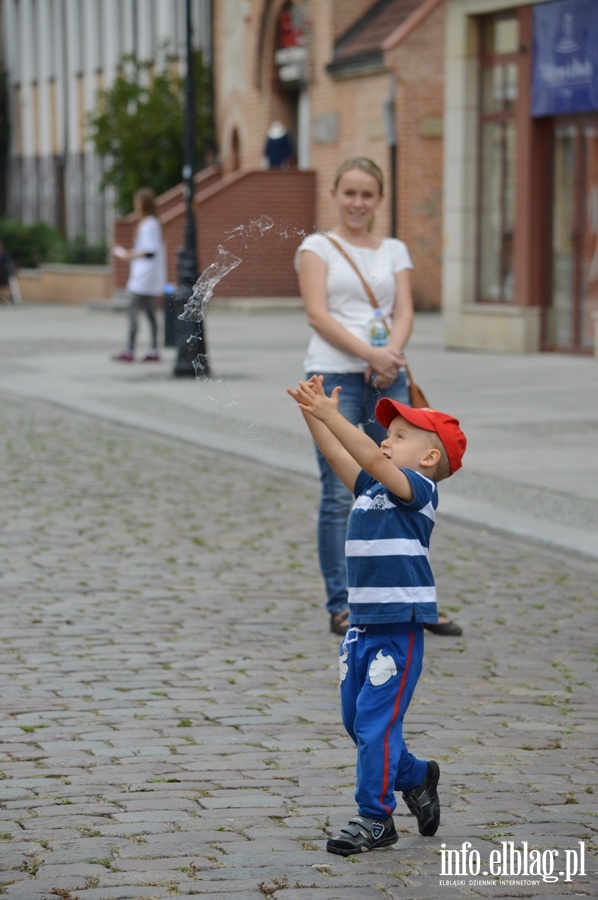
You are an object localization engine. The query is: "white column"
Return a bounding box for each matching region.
[3,1,19,97]
[102,0,121,84]
[442,6,480,346]
[36,0,56,223]
[51,0,67,158]
[37,0,53,157]
[155,0,174,42]
[17,0,35,159]
[173,0,185,58]
[63,0,80,154]
[138,0,154,62]
[3,1,19,156]
[121,0,136,57]
[82,0,99,138]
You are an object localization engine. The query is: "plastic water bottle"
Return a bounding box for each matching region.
[369,309,389,346]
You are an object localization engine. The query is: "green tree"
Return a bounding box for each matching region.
[87,49,213,214]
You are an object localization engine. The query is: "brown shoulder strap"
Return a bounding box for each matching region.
[326,234,418,392]
[325,234,379,310]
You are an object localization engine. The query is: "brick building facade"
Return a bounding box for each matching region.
[444,0,598,355]
[212,0,446,310]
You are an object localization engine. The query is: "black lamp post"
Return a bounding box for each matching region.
[384,76,398,239]
[173,0,210,377]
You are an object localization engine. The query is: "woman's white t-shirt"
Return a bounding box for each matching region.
[127,216,167,296]
[294,231,413,373]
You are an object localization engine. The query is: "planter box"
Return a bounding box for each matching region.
[17,264,113,305]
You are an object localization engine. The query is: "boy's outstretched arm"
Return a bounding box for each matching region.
[287,377,360,492]
[288,377,413,500]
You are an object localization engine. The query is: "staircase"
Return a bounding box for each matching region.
[113,167,316,299]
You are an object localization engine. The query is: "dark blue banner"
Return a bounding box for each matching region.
[532,0,598,116]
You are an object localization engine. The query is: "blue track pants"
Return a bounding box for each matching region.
[339,622,428,820]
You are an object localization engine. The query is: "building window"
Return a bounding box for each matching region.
[275,2,307,89]
[477,13,519,303]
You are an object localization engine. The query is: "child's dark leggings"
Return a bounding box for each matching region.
[127,292,158,352]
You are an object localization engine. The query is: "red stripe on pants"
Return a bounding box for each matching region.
[378,630,415,815]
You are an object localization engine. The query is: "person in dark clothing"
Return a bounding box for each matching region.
[263,121,294,169]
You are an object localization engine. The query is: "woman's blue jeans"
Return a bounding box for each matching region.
[306,370,409,617]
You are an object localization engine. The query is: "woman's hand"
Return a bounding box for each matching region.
[365,345,405,387]
[365,370,395,390]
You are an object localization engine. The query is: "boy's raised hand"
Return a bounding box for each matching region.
[287,376,360,491]
[286,375,341,421]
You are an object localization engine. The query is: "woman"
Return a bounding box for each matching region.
[112,187,166,363]
[295,157,461,638]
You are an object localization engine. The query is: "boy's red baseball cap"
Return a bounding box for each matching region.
[375,399,467,474]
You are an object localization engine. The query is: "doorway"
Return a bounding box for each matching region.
[544,115,598,352]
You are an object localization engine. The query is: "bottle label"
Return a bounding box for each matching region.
[370,313,389,346]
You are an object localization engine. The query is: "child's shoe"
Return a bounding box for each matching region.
[141,350,161,362]
[402,760,440,836]
[326,814,398,856]
[113,350,134,362]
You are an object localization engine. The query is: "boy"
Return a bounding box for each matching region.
[287,376,466,856]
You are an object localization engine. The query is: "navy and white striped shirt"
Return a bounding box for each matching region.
[346,468,439,625]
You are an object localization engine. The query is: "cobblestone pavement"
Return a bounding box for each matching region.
[1,303,597,562]
[0,394,596,899]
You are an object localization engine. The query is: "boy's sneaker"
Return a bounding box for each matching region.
[402,760,440,836]
[326,814,398,856]
[113,350,134,362]
[141,351,160,362]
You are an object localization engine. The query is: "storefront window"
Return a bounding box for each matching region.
[481,63,518,115]
[477,14,519,302]
[275,2,307,89]
[479,121,516,302]
[550,127,576,346]
[482,16,519,55]
[549,120,598,351]
[582,127,598,350]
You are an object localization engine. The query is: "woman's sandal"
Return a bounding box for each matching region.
[424,615,463,636]
[330,609,350,636]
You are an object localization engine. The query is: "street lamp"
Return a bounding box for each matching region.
[384,75,398,239]
[173,0,210,378]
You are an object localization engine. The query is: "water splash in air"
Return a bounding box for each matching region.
[178,244,242,325]
[175,215,306,426]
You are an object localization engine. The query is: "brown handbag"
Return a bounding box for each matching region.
[325,234,430,408]
[404,367,430,409]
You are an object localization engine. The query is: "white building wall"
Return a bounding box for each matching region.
[1,0,213,242]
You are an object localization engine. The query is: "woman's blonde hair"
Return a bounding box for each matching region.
[333,157,384,194]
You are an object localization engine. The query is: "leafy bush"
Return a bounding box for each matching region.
[0,221,108,267]
[0,219,64,268]
[63,234,108,265]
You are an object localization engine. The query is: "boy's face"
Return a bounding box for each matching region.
[380,415,435,471]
